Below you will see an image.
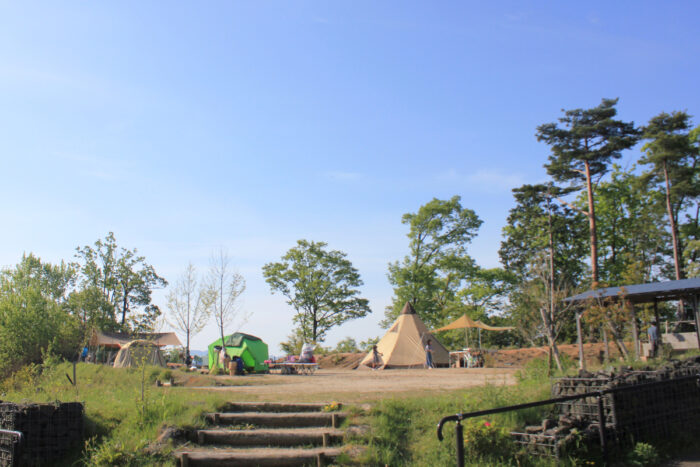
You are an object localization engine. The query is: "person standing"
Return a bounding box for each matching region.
[648,321,660,358]
[425,339,434,369]
[371,345,383,370]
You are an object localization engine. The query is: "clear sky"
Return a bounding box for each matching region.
[1,2,698,354]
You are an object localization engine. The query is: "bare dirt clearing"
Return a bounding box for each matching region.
[184,368,518,403]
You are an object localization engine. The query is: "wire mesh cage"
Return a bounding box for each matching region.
[0,402,83,466]
[511,431,561,459]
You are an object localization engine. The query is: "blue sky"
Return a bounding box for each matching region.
[1,2,698,353]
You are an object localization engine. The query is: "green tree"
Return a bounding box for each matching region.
[263,239,370,343]
[74,232,167,329]
[500,184,588,368]
[537,98,639,285]
[385,196,482,328]
[334,337,359,353]
[446,267,514,350]
[0,254,81,375]
[640,111,700,280]
[584,165,667,285]
[500,184,587,285]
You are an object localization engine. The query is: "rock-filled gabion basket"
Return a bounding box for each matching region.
[0,401,83,466]
[512,356,700,458]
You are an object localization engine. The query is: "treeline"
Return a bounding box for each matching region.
[0,233,167,376]
[384,99,699,358]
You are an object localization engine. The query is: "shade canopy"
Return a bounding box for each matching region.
[89,329,182,349]
[564,278,700,304]
[433,314,514,333]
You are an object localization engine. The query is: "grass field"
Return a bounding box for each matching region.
[1,353,695,466]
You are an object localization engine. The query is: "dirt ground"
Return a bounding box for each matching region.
[185,367,518,403]
[181,343,622,403]
[314,342,623,370]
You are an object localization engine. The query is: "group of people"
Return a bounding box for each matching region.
[218,347,245,375]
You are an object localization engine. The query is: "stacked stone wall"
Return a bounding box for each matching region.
[512,356,700,458]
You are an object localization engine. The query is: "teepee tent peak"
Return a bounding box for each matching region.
[400,301,417,315]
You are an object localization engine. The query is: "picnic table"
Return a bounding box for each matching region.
[267,362,319,375]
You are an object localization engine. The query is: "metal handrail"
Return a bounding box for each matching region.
[0,428,24,447]
[437,373,700,467]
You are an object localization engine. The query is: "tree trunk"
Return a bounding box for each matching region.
[545,198,563,371]
[584,160,599,286]
[539,306,563,371]
[663,160,683,282]
[663,160,687,320]
[606,320,629,359]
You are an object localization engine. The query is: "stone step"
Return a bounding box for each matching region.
[219,402,341,413]
[194,427,344,447]
[178,447,343,467]
[204,412,346,428]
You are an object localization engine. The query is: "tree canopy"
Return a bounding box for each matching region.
[263,239,370,343]
[385,196,482,328]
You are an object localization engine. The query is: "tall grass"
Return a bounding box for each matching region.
[360,378,555,466]
[0,362,232,466]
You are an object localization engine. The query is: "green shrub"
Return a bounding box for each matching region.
[626,442,659,467]
[0,364,40,392]
[462,419,515,460]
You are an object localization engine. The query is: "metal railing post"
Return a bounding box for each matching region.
[455,419,464,467]
[596,391,607,460]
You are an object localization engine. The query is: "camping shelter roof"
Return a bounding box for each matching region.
[89,329,182,349]
[433,314,515,332]
[564,278,700,305]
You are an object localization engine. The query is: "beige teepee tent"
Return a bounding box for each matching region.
[359,302,449,369]
[113,340,166,368]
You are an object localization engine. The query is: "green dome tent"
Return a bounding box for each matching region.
[208,332,269,373]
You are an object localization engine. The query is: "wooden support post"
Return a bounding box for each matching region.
[629,301,639,360]
[694,295,700,350]
[322,432,330,447]
[596,392,607,460]
[197,431,205,445]
[316,452,325,467]
[180,453,189,467]
[576,311,585,370]
[653,299,660,332]
[602,326,609,362]
[331,413,338,429]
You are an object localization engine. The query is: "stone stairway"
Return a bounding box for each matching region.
[176,402,349,466]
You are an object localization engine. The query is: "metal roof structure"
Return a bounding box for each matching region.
[564,278,700,304]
